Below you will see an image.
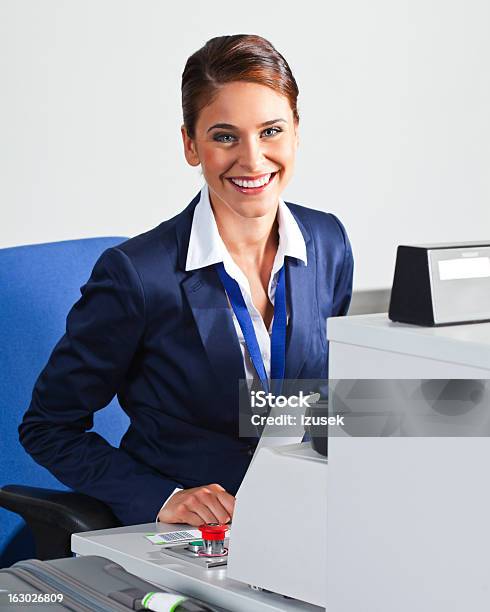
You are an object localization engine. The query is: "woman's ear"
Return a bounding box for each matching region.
[181,125,200,167]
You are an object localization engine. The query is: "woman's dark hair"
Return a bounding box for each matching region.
[181,34,299,139]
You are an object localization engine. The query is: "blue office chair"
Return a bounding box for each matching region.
[0,238,130,567]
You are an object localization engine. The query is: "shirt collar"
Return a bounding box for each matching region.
[185,182,307,272]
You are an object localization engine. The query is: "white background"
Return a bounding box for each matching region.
[1,0,489,289]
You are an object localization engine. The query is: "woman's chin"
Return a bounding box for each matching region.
[232,198,278,219]
[225,187,280,218]
[208,181,280,219]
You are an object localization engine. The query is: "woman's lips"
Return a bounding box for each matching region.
[225,171,278,195]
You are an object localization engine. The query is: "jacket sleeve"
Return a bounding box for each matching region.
[330,214,354,316]
[18,246,182,525]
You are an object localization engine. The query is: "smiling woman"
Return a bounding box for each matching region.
[183,81,296,220]
[19,34,354,529]
[181,35,299,223]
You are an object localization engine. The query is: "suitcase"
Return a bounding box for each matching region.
[0,555,220,611]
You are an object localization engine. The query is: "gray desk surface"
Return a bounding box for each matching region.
[328,313,490,370]
[72,522,321,612]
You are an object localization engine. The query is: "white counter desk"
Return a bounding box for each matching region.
[326,313,490,612]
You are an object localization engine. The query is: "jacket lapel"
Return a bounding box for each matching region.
[181,267,246,392]
[175,196,245,393]
[284,209,316,380]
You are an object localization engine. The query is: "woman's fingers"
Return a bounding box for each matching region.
[183,494,217,525]
[208,484,235,519]
[195,487,232,524]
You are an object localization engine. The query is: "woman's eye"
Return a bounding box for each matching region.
[214,133,236,143]
[213,127,282,143]
[262,127,282,137]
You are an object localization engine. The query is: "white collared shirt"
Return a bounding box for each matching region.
[156,183,307,519]
[185,182,307,385]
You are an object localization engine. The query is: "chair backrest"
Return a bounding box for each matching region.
[0,237,130,567]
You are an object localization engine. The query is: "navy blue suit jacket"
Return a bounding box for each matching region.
[19,193,353,525]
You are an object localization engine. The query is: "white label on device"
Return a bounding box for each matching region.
[438,256,490,280]
[145,529,202,545]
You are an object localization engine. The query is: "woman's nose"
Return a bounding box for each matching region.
[237,137,265,172]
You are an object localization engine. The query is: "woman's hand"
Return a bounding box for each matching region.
[158,483,235,526]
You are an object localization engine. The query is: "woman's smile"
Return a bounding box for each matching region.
[225,171,278,195]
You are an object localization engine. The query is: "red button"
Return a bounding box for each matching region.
[198,523,228,541]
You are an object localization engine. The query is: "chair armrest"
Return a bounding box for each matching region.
[0,484,121,560]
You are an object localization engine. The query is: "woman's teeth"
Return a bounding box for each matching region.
[230,173,272,188]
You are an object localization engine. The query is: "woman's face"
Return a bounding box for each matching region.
[182,81,299,219]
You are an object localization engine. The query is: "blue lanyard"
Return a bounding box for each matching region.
[215,262,287,394]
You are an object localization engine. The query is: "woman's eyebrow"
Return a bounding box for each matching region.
[207,118,287,133]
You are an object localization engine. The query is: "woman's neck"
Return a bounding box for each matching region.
[209,193,279,268]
